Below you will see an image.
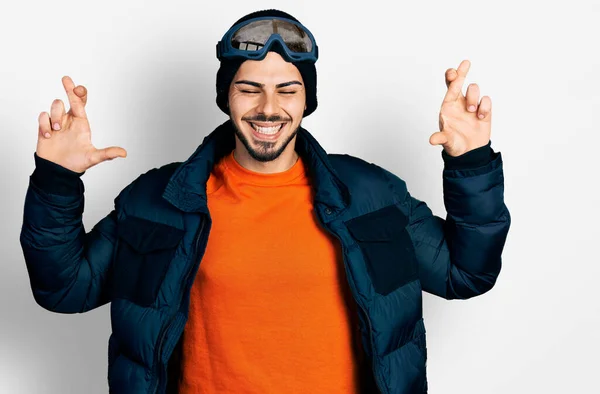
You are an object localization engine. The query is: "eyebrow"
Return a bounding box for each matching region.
[234,80,303,88]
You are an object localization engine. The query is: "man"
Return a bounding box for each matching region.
[20,9,510,394]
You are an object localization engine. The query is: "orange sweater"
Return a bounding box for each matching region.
[179,150,362,393]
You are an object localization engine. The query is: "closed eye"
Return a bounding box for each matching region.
[241,90,260,94]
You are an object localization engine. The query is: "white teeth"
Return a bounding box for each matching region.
[251,123,283,135]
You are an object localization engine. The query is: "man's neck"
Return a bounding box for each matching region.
[232,147,299,174]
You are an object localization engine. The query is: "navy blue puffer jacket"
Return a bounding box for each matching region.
[20,120,510,393]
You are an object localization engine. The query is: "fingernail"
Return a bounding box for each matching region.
[44,132,51,138]
[478,114,484,119]
[53,123,61,130]
[468,105,476,112]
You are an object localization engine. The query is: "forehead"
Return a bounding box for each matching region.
[234,51,303,85]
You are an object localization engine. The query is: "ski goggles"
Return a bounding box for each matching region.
[216,16,319,63]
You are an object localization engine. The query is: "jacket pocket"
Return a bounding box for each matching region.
[112,215,185,306]
[346,205,419,295]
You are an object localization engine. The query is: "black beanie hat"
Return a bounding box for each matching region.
[216,9,318,117]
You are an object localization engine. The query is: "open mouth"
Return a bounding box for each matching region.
[247,121,287,139]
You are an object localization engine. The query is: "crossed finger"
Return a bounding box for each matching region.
[61,76,88,118]
[443,59,470,104]
[445,64,492,120]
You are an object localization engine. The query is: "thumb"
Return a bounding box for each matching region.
[90,146,127,166]
[429,131,449,146]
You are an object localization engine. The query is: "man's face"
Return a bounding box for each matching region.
[228,51,306,163]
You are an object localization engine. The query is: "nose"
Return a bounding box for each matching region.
[256,91,280,118]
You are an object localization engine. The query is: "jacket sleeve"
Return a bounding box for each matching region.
[19,152,132,313]
[381,143,511,300]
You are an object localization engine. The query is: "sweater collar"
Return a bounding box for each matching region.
[220,150,307,187]
[162,119,350,221]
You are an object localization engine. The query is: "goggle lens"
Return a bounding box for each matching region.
[230,19,313,53]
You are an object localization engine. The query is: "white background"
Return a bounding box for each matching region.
[1,0,598,393]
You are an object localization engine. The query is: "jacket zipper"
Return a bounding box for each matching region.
[151,215,206,394]
[316,213,387,394]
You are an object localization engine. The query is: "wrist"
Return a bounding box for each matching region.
[31,152,85,195]
[442,141,496,170]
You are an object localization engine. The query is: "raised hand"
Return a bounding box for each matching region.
[36,76,127,173]
[429,60,492,157]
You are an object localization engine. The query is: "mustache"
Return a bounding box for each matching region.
[242,114,291,123]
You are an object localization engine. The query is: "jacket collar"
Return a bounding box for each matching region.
[162,119,350,221]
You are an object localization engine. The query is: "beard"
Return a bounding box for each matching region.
[232,119,301,163]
